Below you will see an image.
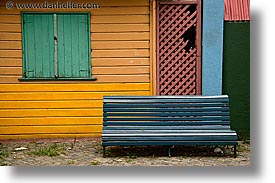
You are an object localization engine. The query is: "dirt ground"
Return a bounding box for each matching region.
[0,137,250,166]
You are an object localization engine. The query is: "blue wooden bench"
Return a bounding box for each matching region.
[102,95,238,158]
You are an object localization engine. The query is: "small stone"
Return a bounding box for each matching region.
[214,147,223,154]
[14,147,28,151]
[116,159,123,162]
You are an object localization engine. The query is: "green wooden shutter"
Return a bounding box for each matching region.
[57,14,90,78]
[22,14,54,78]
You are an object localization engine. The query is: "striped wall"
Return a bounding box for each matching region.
[0,0,151,139]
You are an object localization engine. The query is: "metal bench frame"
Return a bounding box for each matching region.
[102,95,238,158]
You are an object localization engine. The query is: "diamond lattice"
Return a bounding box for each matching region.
[157,3,200,95]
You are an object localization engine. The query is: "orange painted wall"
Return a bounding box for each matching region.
[0,0,152,139]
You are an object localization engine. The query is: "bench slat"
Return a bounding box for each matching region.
[104,111,230,117]
[102,132,237,136]
[103,121,230,126]
[104,116,230,121]
[104,95,229,99]
[103,107,230,112]
[102,141,238,146]
[102,136,237,141]
[104,96,229,103]
[104,103,228,108]
[102,130,236,134]
[103,125,231,130]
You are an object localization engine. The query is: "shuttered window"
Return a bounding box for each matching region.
[21,13,95,80]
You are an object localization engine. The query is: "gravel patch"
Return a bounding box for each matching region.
[0,138,250,166]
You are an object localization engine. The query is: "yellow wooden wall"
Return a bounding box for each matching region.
[0,0,152,139]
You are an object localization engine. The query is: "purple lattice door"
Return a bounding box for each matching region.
[156,0,201,95]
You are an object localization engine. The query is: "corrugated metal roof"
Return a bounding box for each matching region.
[224,0,250,21]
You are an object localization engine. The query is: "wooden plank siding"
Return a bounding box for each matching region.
[0,0,151,139]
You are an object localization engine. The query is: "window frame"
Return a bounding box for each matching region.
[19,12,96,81]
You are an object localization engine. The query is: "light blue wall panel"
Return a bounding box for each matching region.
[202,0,224,95]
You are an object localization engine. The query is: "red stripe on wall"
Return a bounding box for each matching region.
[224,0,250,21]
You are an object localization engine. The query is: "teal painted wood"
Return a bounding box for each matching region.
[103,130,236,134]
[103,141,238,146]
[103,107,230,112]
[22,12,91,79]
[103,125,231,130]
[57,13,90,78]
[102,95,238,158]
[23,14,54,78]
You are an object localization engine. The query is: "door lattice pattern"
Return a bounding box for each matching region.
[157,2,201,95]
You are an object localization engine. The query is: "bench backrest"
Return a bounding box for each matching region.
[103,95,230,128]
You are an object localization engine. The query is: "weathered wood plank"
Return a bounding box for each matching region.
[92,58,149,66]
[0,108,102,117]
[92,41,149,49]
[0,133,101,140]
[0,59,22,66]
[0,67,21,75]
[0,125,102,134]
[91,24,149,32]
[91,7,149,15]
[91,32,149,41]
[102,136,237,141]
[0,33,21,40]
[102,141,238,146]
[0,24,21,32]
[0,41,21,49]
[0,100,102,109]
[0,83,150,92]
[0,15,20,23]
[92,66,149,75]
[0,50,22,58]
[0,75,150,83]
[91,15,149,24]
[0,117,102,125]
[92,49,149,58]
[0,91,149,100]
[93,75,149,83]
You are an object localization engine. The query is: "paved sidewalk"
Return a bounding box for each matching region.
[0,138,250,166]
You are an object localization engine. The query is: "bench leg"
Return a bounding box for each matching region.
[168,147,171,158]
[234,145,237,158]
[103,146,106,158]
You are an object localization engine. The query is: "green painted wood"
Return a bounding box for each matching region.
[79,14,91,77]
[57,13,90,78]
[22,13,91,79]
[223,22,250,139]
[23,14,54,78]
